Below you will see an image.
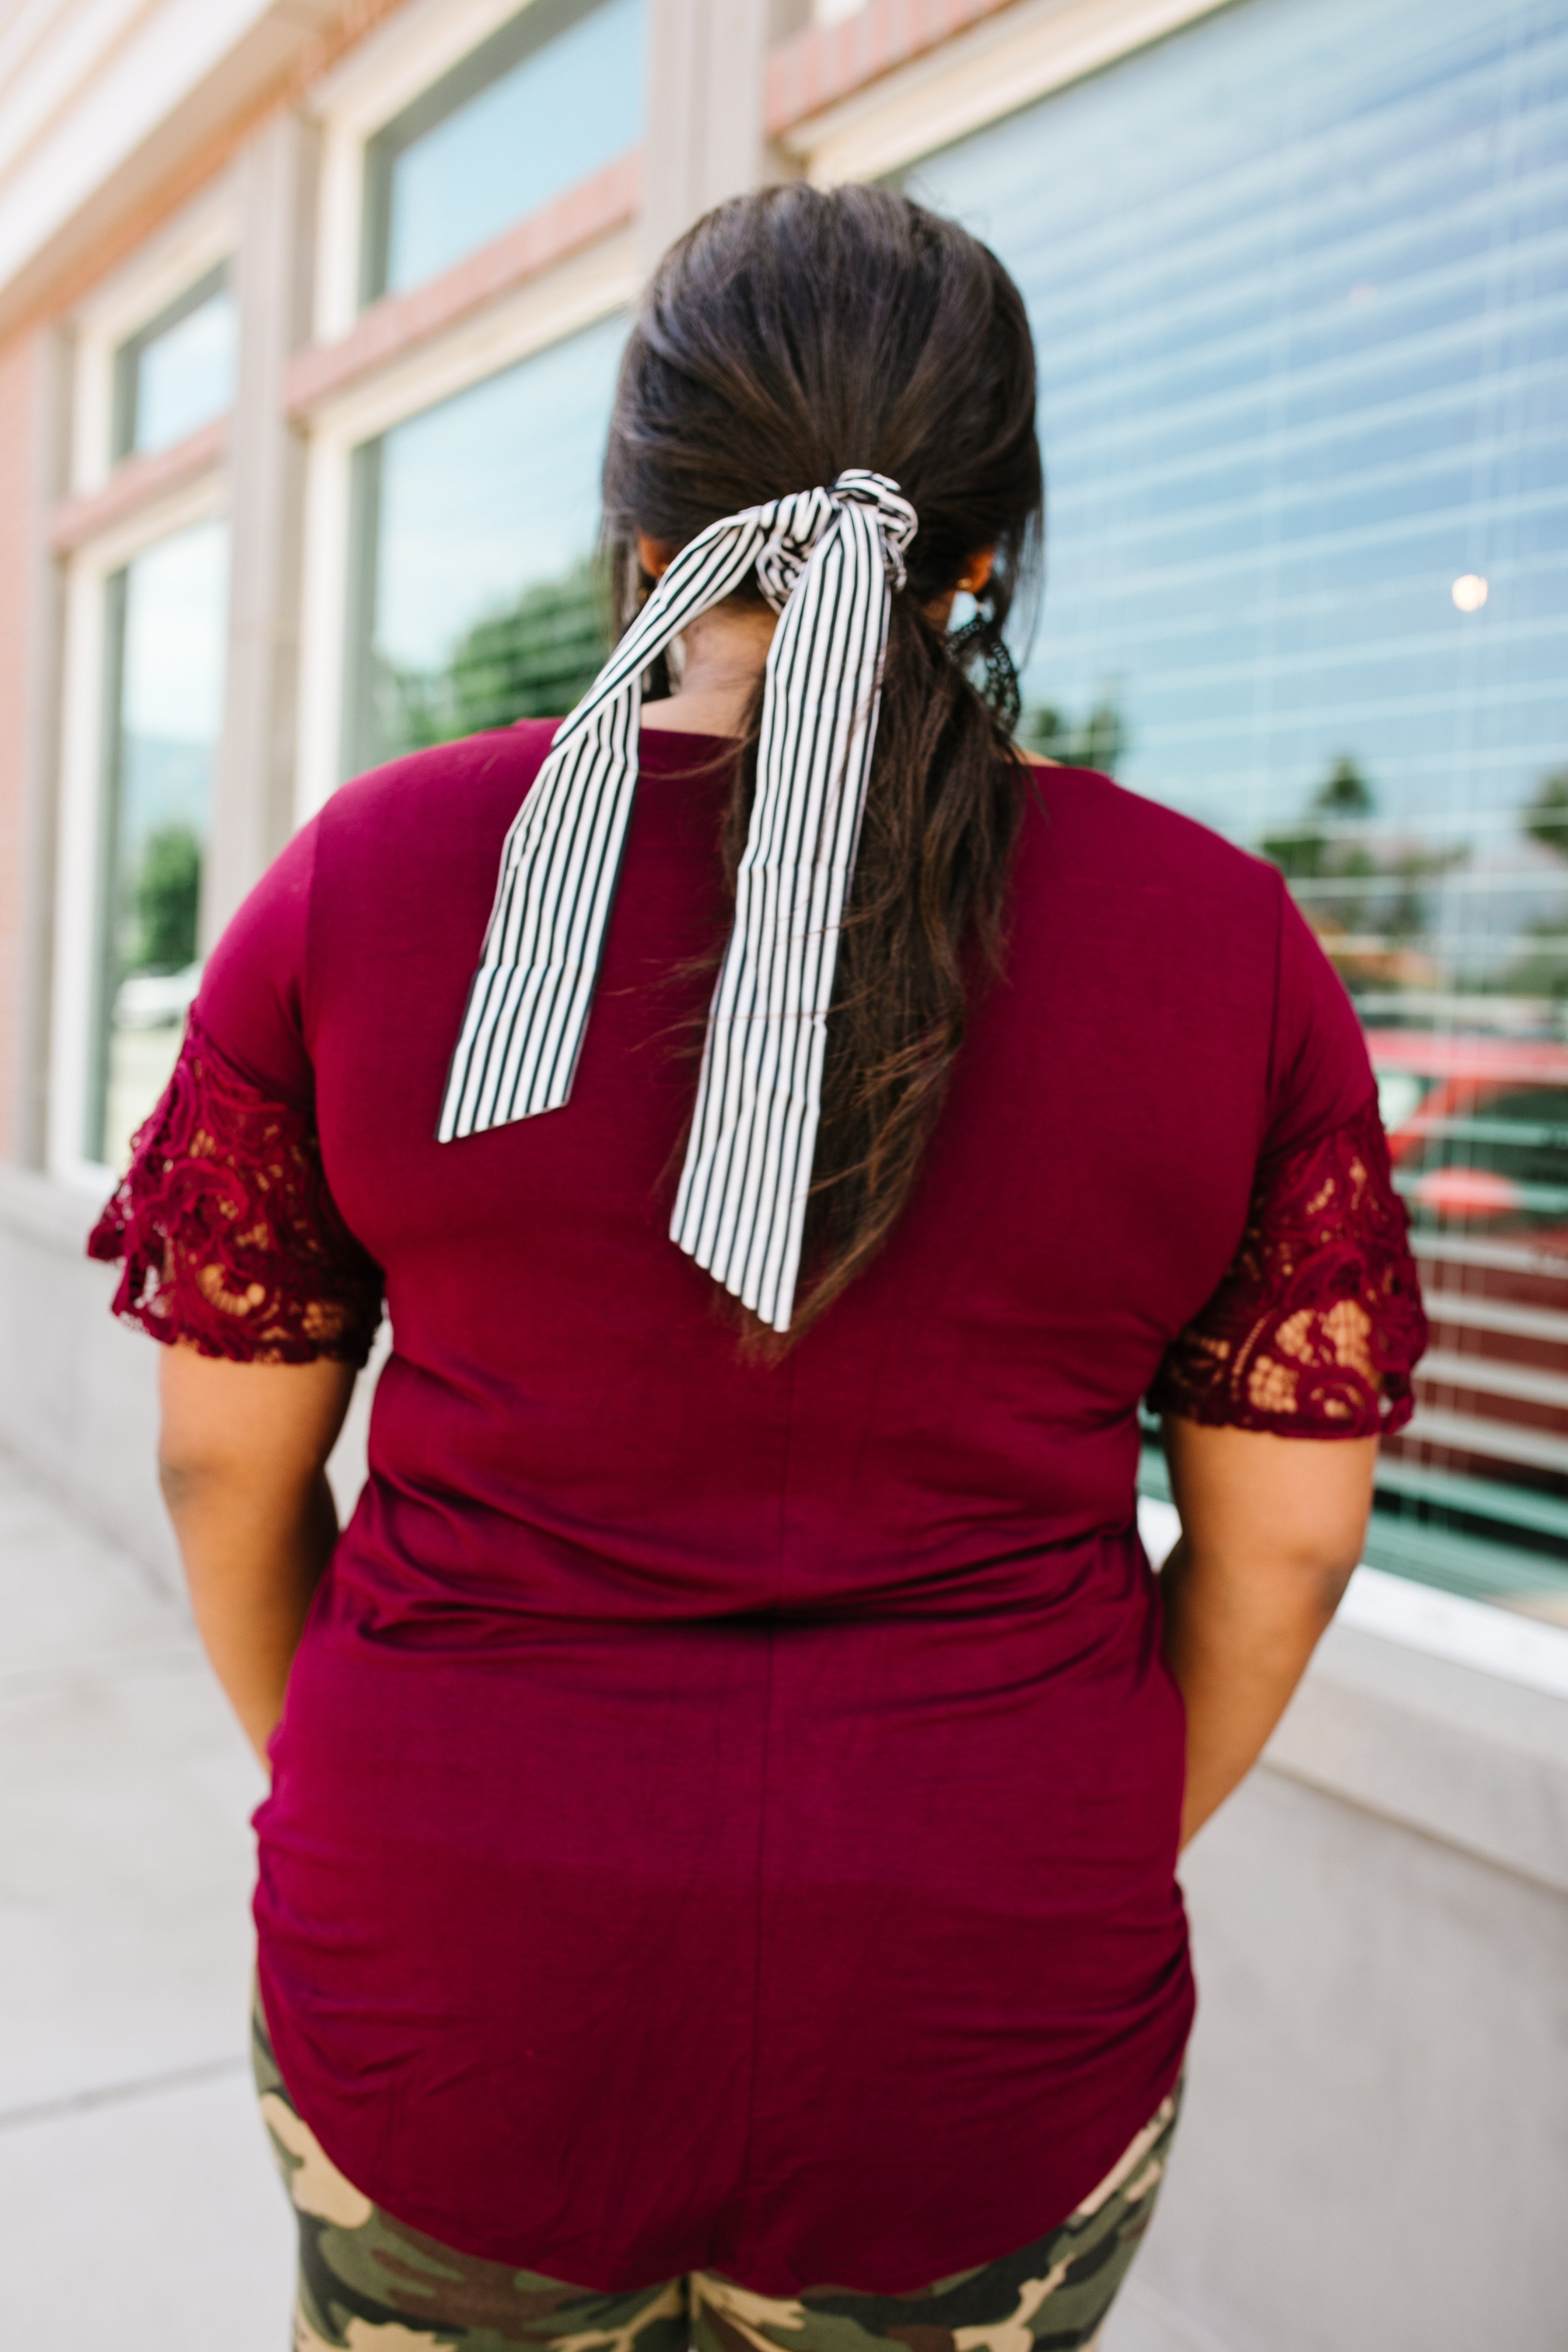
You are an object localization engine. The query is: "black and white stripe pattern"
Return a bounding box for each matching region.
[439,468,917,1333]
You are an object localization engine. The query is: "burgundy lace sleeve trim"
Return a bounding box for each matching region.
[1148,1093,1428,1438]
[86,1011,383,1367]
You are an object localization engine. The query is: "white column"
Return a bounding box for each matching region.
[641,0,803,272]
[7,324,71,1169]
[205,109,319,945]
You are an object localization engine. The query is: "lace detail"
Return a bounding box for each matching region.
[87,1012,383,1367]
[1149,1094,1428,1437]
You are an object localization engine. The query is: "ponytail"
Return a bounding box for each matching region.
[603,184,1043,1343]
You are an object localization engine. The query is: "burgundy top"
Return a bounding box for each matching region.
[91,725,1426,2295]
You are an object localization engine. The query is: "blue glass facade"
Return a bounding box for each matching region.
[908,0,1568,1612]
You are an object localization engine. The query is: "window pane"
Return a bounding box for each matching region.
[89,520,229,1171]
[112,269,236,462]
[345,311,625,775]
[907,0,1568,1617]
[366,0,645,302]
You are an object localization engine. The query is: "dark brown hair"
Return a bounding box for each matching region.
[602,183,1044,1343]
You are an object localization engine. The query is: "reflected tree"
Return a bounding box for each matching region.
[1524,769,1568,861]
[378,562,611,759]
[133,823,201,974]
[1498,767,1568,1001]
[1261,757,1375,882]
[1019,697,1125,770]
[1262,756,1468,990]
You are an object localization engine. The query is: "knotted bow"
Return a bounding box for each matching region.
[438,468,918,1332]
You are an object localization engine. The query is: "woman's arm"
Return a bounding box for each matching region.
[158,1344,358,1769]
[1159,1415,1377,1849]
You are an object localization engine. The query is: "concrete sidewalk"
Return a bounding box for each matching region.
[0,1448,291,2347]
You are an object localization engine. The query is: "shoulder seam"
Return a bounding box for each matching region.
[298,810,325,1071]
[1264,861,1288,1142]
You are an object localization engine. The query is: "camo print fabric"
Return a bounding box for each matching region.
[254,1993,1179,2352]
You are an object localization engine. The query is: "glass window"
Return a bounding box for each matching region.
[907,0,1568,1618]
[344,310,625,776]
[362,0,645,303]
[88,520,229,1171]
[111,267,236,462]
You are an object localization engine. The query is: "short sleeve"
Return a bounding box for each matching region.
[1148,1096,1427,1435]
[86,823,384,1367]
[1149,882,1428,1437]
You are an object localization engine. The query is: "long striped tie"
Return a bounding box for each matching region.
[437,468,917,1333]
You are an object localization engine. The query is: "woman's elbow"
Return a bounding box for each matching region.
[156,1444,238,1518]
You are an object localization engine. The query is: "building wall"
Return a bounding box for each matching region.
[1151,1715,1568,2352]
[0,6,1563,2349]
[0,331,38,1163]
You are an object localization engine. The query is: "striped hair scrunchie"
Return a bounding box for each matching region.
[437,467,918,1333]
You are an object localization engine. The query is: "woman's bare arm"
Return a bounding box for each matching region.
[1159,1417,1377,1849]
[158,1345,358,1769]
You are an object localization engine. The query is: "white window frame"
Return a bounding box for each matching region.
[49,471,230,1192]
[783,0,1232,188]
[67,178,238,498]
[293,209,637,824]
[52,182,240,1191]
[308,0,583,343]
[292,0,645,817]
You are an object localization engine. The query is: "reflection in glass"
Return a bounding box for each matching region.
[345,312,625,775]
[89,521,229,1171]
[363,0,644,303]
[112,268,236,462]
[909,0,1568,1614]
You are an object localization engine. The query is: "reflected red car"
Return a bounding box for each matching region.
[1365,1029,1568,1239]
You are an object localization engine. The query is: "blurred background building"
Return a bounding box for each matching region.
[0,2,1563,2346]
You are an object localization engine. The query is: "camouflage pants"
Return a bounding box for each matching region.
[254,1992,1179,2352]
